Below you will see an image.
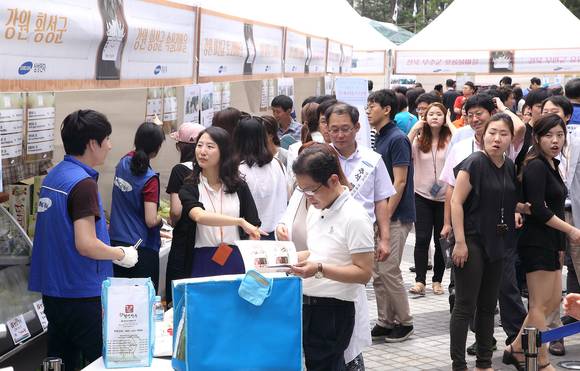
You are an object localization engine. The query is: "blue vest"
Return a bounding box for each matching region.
[28,155,112,298]
[109,155,161,251]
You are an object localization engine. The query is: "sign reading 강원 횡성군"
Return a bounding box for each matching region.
[0,0,196,82]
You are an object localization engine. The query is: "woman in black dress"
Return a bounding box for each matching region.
[450,113,528,371]
[504,114,580,371]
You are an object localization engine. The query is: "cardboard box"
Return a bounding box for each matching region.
[8,178,34,232]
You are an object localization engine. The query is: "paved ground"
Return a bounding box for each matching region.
[363,232,580,371]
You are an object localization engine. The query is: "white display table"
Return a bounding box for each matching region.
[82,357,172,370]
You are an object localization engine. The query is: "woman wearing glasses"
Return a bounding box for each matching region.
[290,146,374,371]
[235,116,288,240]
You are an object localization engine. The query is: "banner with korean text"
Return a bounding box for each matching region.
[352,51,386,75]
[0,0,196,85]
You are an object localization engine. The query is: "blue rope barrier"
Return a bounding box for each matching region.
[540,321,580,344]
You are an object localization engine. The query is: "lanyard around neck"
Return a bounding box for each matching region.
[202,181,224,242]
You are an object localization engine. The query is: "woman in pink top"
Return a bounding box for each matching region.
[407,102,455,295]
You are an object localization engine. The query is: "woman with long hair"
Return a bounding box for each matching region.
[235,116,288,240]
[109,121,166,292]
[407,102,453,295]
[504,114,580,371]
[167,127,263,282]
[164,121,204,302]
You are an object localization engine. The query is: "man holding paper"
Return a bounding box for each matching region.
[29,110,138,370]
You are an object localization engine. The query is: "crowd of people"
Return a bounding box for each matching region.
[26,75,580,371]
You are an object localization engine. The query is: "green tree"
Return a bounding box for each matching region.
[352,0,580,34]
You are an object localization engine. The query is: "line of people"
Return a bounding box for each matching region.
[28,76,580,371]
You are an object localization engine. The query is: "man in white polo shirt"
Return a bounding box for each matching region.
[325,102,396,367]
[291,145,374,371]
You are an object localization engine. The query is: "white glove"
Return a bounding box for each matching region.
[113,246,139,268]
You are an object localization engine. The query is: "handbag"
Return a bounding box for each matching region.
[440,231,455,268]
[172,274,302,371]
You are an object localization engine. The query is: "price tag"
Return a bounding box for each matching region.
[33,300,49,330]
[6,314,31,344]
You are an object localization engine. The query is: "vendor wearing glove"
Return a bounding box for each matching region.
[109,121,165,292]
[28,110,138,370]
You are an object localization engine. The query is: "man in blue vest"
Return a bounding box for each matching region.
[29,109,138,369]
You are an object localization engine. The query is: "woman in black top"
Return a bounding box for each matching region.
[165,122,204,303]
[504,114,580,371]
[165,127,263,304]
[450,113,527,371]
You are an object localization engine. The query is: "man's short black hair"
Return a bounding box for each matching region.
[396,93,408,112]
[324,102,359,126]
[445,79,455,88]
[525,88,551,108]
[271,95,293,111]
[498,86,513,104]
[415,92,442,106]
[393,86,408,95]
[542,95,573,119]
[368,80,374,92]
[61,109,112,156]
[367,89,398,120]
[317,98,338,119]
[464,94,495,114]
[434,84,443,93]
[565,78,580,100]
[530,77,541,86]
[500,76,512,86]
[301,96,317,107]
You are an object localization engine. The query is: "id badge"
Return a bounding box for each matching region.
[212,243,233,266]
[429,182,442,197]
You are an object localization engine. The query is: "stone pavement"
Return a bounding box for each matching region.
[362,232,580,371]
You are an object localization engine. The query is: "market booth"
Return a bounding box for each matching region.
[394,0,580,87]
[0,0,393,369]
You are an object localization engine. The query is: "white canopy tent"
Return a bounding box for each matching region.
[395,0,580,76]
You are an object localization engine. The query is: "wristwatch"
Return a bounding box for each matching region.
[314,263,324,279]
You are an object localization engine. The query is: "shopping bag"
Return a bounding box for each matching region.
[101,277,155,368]
[172,274,302,371]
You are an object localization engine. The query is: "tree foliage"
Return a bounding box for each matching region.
[349,0,580,34]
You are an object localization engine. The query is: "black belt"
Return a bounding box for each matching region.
[302,295,352,306]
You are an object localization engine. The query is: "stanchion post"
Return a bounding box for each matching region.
[522,327,539,371]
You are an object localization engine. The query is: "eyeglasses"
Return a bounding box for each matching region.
[467,111,486,119]
[296,183,323,196]
[328,126,355,135]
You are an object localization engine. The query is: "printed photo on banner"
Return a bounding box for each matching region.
[162,87,178,134]
[489,50,515,73]
[183,84,200,124]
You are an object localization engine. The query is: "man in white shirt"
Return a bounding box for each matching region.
[326,102,396,258]
[290,146,374,371]
[326,102,396,365]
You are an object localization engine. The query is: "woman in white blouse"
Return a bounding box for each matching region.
[235,116,288,240]
[171,127,264,280]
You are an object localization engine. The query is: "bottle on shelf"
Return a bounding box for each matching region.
[153,295,164,322]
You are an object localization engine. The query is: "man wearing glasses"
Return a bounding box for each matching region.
[366,89,416,342]
[326,102,396,362]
